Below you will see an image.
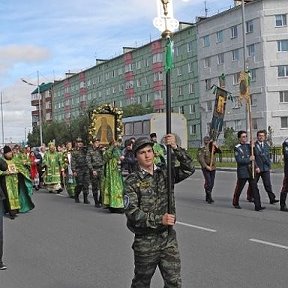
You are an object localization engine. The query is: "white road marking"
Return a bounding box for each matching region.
[177,221,217,233]
[249,238,288,250]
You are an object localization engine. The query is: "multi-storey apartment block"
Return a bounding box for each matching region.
[198,0,288,145]
[35,0,287,147]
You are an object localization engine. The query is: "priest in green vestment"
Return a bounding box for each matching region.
[0,145,34,219]
[102,140,124,212]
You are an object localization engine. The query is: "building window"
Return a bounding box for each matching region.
[174,46,180,57]
[124,64,133,73]
[207,100,213,112]
[125,80,134,89]
[118,67,123,75]
[231,25,238,39]
[153,71,163,81]
[188,62,193,73]
[205,79,211,90]
[177,67,182,76]
[277,40,288,52]
[217,53,224,64]
[203,35,210,47]
[252,118,258,130]
[247,44,255,57]
[280,91,288,103]
[154,91,162,100]
[189,104,196,114]
[275,14,287,27]
[232,49,240,61]
[189,125,197,135]
[278,65,288,77]
[136,79,141,87]
[179,106,185,114]
[249,69,256,82]
[246,20,253,33]
[233,72,240,85]
[216,30,224,43]
[145,94,150,102]
[204,57,210,68]
[187,41,193,52]
[189,83,195,94]
[251,94,257,106]
[235,120,242,131]
[152,53,163,63]
[136,60,142,69]
[178,86,183,96]
[281,117,288,128]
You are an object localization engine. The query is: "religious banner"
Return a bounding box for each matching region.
[88,104,123,146]
[209,85,229,141]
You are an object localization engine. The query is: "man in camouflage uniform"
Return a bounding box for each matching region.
[71,137,90,204]
[124,134,195,288]
[197,136,221,204]
[86,137,104,207]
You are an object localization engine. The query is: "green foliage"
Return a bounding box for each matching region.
[223,127,238,150]
[122,103,153,118]
[27,112,90,146]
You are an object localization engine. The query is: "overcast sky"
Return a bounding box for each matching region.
[0,0,234,143]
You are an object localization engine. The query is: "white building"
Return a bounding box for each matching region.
[197,0,288,145]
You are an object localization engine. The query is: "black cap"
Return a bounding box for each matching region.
[150,133,157,138]
[133,137,154,155]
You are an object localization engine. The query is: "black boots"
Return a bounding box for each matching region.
[83,194,90,204]
[280,192,288,212]
[205,191,214,204]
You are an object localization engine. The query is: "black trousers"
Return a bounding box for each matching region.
[246,171,276,201]
[201,168,216,192]
[233,177,261,209]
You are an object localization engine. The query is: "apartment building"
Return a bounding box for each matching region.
[31,82,53,127]
[198,0,288,145]
[52,23,200,147]
[42,0,287,147]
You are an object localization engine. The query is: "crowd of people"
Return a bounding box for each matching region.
[197,129,288,212]
[1,128,288,286]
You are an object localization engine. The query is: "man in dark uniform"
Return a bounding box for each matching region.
[71,137,90,204]
[246,130,279,204]
[280,138,288,212]
[0,157,8,270]
[197,136,221,204]
[86,137,104,207]
[232,130,265,211]
[124,134,195,288]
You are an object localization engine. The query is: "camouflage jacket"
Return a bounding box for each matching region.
[71,147,88,172]
[86,146,104,172]
[124,147,194,235]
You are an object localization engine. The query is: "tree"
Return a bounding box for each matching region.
[223,127,238,150]
[122,103,154,117]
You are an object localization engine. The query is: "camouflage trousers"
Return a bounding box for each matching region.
[74,170,90,196]
[131,229,181,288]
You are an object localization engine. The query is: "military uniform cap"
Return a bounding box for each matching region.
[133,137,154,155]
[76,137,83,142]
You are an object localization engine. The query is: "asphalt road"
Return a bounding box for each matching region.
[1,170,288,288]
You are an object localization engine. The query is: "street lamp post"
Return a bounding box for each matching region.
[21,71,43,146]
[153,0,179,219]
[0,92,10,146]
